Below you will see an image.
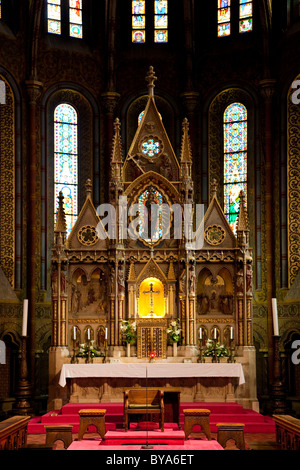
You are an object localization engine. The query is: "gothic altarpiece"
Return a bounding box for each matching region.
[48,68,258,410]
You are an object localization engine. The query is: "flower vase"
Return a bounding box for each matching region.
[173,341,177,357]
[126,343,131,358]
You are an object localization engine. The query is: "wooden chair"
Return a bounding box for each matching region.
[123,389,164,432]
[183,409,212,440]
[78,409,107,440]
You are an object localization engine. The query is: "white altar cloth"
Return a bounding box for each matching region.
[59,362,245,388]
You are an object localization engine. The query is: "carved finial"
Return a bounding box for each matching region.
[146,66,157,96]
[180,118,192,163]
[236,190,249,233]
[111,117,123,166]
[85,179,92,197]
[54,191,67,235]
[211,179,218,198]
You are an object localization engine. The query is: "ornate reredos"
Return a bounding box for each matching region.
[123,68,180,184]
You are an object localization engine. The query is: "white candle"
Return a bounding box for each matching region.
[22,299,28,337]
[87,328,90,340]
[73,326,76,340]
[214,328,217,340]
[105,328,108,340]
[199,328,202,340]
[272,298,279,336]
[230,327,233,340]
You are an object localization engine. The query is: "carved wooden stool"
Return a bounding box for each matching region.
[44,424,73,449]
[216,423,246,450]
[78,409,106,440]
[183,409,212,440]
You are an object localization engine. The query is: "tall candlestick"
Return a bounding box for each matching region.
[214,328,217,340]
[105,327,108,340]
[230,327,233,340]
[199,327,202,340]
[73,326,76,341]
[87,328,90,340]
[22,299,28,337]
[272,298,279,336]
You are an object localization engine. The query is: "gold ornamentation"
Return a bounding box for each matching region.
[78,225,98,246]
[0,76,15,287]
[205,225,226,245]
[287,78,300,287]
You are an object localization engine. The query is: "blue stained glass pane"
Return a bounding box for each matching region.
[155,1,168,15]
[224,122,247,153]
[55,153,78,185]
[224,152,247,183]
[224,103,247,122]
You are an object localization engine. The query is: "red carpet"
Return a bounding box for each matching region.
[28,401,275,435]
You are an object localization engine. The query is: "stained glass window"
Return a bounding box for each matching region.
[154,0,168,43]
[132,1,146,43]
[0,1,2,19]
[132,1,168,43]
[138,187,163,242]
[47,0,61,35]
[54,104,78,235]
[223,103,247,233]
[47,0,83,38]
[69,0,83,38]
[218,0,231,37]
[239,0,253,33]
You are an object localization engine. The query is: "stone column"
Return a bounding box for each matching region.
[25,79,43,383]
[259,79,276,377]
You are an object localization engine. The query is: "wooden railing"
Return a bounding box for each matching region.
[273,414,300,450]
[0,415,31,450]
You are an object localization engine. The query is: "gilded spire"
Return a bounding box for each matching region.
[54,191,67,235]
[145,66,157,97]
[236,190,249,232]
[111,118,123,165]
[180,118,192,163]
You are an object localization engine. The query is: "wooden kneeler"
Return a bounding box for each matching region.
[78,409,107,440]
[44,424,73,449]
[183,409,212,440]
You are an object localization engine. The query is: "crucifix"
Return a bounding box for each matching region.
[143,282,160,317]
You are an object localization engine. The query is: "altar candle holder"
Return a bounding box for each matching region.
[103,339,108,363]
[198,339,205,363]
[212,339,219,363]
[71,338,79,364]
[86,340,93,364]
[227,339,236,363]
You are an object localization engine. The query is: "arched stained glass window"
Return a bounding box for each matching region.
[54,103,78,235]
[47,0,83,38]
[223,103,247,234]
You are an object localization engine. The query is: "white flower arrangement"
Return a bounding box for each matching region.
[166,319,182,343]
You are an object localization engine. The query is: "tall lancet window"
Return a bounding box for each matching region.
[239,0,253,33]
[217,0,231,37]
[47,0,83,38]
[154,0,168,43]
[223,103,247,234]
[54,103,78,235]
